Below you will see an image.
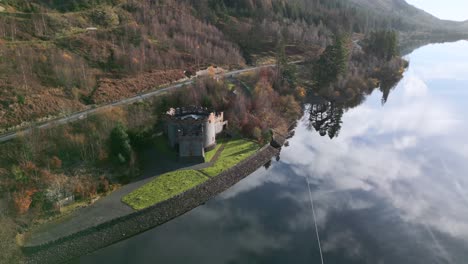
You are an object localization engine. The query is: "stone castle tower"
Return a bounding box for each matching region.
[165,106,227,161]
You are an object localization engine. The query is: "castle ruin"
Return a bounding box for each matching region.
[165,106,227,161]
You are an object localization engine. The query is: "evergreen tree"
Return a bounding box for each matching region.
[275,38,297,89]
[109,123,132,164]
[364,30,399,61]
[328,103,344,139]
[314,35,350,88]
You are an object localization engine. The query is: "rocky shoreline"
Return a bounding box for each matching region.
[23,144,280,264]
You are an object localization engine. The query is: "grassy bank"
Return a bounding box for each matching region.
[122,170,209,210]
[202,139,259,177]
[204,142,224,162]
[123,138,260,210]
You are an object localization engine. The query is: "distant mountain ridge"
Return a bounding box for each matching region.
[346,0,468,33]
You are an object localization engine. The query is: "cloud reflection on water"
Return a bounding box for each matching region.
[221,41,468,262]
[78,41,468,264]
[279,42,468,247]
[409,40,468,81]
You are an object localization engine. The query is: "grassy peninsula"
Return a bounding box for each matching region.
[123,139,259,210]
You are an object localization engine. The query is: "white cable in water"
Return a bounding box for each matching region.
[305,174,325,264]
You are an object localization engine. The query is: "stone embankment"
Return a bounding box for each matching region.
[24,144,281,264]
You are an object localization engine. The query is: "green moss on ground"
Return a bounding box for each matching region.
[122,170,209,210]
[201,139,259,177]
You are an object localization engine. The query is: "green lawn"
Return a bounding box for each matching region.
[201,139,259,177]
[122,170,209,210]
[122,138,260,210]
[204,139,227,162]
[204,144,222,162]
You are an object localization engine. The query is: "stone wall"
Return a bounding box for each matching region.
[24,145,280,264]
[179,136,205,158]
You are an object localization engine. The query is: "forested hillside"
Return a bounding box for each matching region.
[0,1,453,262]
[0,0,246,131]
[2,0,465,133]
[349,0,468,32]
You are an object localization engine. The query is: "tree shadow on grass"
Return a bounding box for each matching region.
[224,145,259,159]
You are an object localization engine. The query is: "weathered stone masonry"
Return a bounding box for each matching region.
[165,106,227,161]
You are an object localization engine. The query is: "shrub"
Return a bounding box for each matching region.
[12,189,37,215]
[72,176,97,200]
[16,95,25,105]
[128,128,153,150]
[252,127,262,141]
[98,176,110,193]
[89,7,120,27]
[109,123,132,164]
[49,156,62,169]
[31,191,55,212]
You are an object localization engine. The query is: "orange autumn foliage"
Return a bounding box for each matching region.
[49,156,62,169]
[13,189,37,215]
[21,161,38,173]
[62,52,73,61]
[296,86,307,98]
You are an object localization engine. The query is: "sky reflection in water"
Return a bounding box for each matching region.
[78,41,468,264]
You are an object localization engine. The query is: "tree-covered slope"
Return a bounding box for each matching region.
[0,0,466,132]
[347,0,468,33]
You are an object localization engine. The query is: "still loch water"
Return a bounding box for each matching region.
[75,41,468,263]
